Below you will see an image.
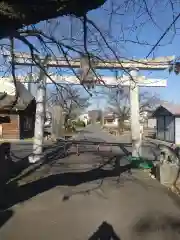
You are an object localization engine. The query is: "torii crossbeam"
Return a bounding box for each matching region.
[1,50,174,70]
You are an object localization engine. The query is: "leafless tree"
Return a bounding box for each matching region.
[88,110,102,123]
[48,84,90,127]
[106,87,160,131]
[0,0,178,108]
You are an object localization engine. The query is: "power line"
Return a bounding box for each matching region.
[146,13,180,58]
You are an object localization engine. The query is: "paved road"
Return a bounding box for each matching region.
[72,124,159,161]
[9,141,55,161]
[1,125,179,240]
[8,124,159,162]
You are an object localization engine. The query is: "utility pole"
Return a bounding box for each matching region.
[29,57,49,163]
[129,69,141,158]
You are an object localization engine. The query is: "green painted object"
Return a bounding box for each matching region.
[127,156,153,169]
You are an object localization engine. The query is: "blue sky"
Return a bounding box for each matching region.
[86,1,180,109]
[5,0,180,109]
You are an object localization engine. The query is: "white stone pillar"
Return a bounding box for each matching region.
[29,75,47,163]
[129,69,142,158]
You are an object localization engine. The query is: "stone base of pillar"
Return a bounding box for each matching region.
[159,162,180,187]
[28,154,44,163]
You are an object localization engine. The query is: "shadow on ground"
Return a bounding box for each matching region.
[0,210,13,229]
[8,140,132,184]
[2,142,72,184]
[0,138,159,212]
[132,212,180,239]
[0,159,132,210]
[88,221,121,240]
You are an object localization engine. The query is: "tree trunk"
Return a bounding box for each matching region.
[118,119,125,134]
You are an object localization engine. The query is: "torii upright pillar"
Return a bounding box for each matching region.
[28,74,47,163]
[129,69,141,158]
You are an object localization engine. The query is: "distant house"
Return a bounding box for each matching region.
[88,110,102,123]
[152,103,180,144]
[0,80,36,139]
[141,110,157,128]
[147,117,156,129]
[78,113,89,125]
[103,112,119,127]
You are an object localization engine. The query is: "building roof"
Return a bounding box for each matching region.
[153,103,180,116]
[104,115,114,120]
[103,112,119,120]
[88,110,102,119]
[0,80,34,111]
[163,103,180,115]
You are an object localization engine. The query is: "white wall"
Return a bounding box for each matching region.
[147,118,156,128]
[104,118,119,127]
[78,113,89,125]
[175,117,180,144]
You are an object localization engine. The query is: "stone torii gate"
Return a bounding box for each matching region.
[0,51,174,162]
[43,73,167,157]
